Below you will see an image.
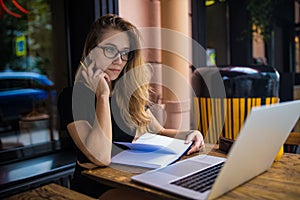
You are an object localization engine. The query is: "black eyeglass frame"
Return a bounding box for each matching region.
[96,45,132,61]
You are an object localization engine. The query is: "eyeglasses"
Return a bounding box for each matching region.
[97,45,132,61]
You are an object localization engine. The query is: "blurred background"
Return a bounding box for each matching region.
[0,0,299,197]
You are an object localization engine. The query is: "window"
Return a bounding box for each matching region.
[0,0,64,163]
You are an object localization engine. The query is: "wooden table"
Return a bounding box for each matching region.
[4,183,95,200]
[83,144,300,199]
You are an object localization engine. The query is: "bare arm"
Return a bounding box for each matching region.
[67,94,112,166]
[67,60,113,167]
[146,109,205,155]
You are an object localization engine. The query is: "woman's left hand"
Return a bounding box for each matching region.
[185,130,205,155]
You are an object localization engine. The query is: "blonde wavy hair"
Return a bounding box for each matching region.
[79,14,151,132]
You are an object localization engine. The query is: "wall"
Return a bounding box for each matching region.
[119,0,192,130]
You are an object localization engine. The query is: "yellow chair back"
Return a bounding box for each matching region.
[193,97,279,144]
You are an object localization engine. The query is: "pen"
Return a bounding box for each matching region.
[80,61,87,71]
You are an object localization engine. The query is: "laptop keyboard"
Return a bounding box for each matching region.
[170,162,225,193]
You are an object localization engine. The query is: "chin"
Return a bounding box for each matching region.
[109,76,118,81]
[109,73,122,81]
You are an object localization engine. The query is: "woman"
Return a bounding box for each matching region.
[58,14,205,198]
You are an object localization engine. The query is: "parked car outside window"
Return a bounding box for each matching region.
[0,72,56,132]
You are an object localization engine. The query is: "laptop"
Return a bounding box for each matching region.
[132,100,300,200]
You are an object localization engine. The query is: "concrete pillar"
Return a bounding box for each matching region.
[161,0,190,130]
[119,0,164,124]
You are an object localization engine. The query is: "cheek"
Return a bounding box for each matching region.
[96,59,111,71]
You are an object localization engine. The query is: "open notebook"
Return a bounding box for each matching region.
[111,133,192,169]
[132,100,300,199]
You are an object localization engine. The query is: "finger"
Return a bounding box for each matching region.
[81,70,89,82]
[199,143,205,151]
[200,139,205,146]
[185,133,194,144]
[196,138,205,151]
[93,71,101,79]
[103,73,110,83]
[81,70,94,91]
[87,61,95,77]
[94,68,103,77]
[87,67,93,77]
[89,60,97,70]
[187,145,198,155]
[186,139,202,155]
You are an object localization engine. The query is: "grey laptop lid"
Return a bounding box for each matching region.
[132,100,300,200]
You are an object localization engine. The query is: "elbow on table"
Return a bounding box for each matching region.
[93,155,111,167]
[100,157,111,166]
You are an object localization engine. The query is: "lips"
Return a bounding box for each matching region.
[108,68,121,72]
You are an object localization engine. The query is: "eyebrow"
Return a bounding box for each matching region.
[101,43,130,50]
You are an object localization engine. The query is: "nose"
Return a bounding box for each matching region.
[112,53,123,64]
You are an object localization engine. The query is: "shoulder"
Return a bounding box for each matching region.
[58,83,93,101]
[57,86,73,106]
[59,86,73,99]
[72,82,94,99]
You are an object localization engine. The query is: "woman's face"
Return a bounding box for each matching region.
[90,29,130,81]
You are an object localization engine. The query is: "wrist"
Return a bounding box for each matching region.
[100,93,109,97]
[96,94,110,103]
[96,90,109,98]
[186,130,194,138]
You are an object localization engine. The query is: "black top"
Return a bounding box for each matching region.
[57,82,135,165]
